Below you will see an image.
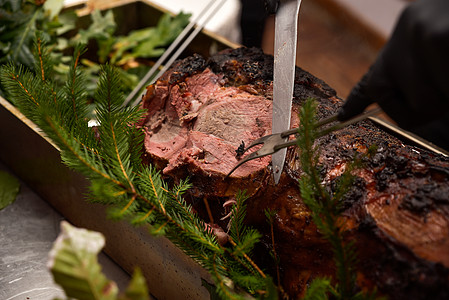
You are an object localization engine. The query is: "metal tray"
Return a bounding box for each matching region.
[0,98,213,300]
[1,1,447,299]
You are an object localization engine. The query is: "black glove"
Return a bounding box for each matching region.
[338,0,449,133]
[264,0,279,14]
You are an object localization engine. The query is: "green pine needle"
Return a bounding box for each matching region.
[304,277,332,300]
[228,190,249,244]
[297,98,379,300]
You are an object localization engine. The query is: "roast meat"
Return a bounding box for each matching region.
[138,47,449,299]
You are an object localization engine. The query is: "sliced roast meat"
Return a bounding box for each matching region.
[139,47,449,299]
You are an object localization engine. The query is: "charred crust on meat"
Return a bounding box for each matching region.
[356,220,449,299]
[168,54,207,85]
[140,47,449,299]
[331,176,366,210]
[208,48,274,91]
[399,182,449,216]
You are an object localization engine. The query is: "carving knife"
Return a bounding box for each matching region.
[272,0,302,184]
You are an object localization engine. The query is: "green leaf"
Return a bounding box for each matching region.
[48,221,119,300]
[56,11,77,36]
[119,268,150,300]
[10,9,39,67]
[49,222,151,300]
[74,10,116,45]
[110,27,156,64]
[2,0,21,12]
[0,170,20,210]
[110,12,190,64]
[43,0,64,20]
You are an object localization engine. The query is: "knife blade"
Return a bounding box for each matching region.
[272,0,302,184]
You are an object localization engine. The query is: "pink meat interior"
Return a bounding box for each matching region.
[142,68,279,178]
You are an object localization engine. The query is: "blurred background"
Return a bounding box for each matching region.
[149,0,408,99]
[65,0,409,98]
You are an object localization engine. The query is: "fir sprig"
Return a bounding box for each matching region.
[227,192,264,278]
[297,99,379,300]
[265,208,281,290]
[229,191,252,244]
[304,278,333,300]
[0,36,273,299]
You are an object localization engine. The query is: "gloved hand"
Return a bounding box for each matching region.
[264,0,279,14]
[338,0,449,132]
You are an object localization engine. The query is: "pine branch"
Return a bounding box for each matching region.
[63,43,88,123]
[226,191,266,280]
[303,277,332,300]
[208,254,247,300]
[265,209,281,289]
[1,38,278,300]
[138,166,169,215]
[296,98,375,299]
[33,32,55,83]
[43,114,120,186]
[228,236,265,279]
[0,63,47,119]
[228,190,249,244]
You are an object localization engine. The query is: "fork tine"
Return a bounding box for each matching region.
[239,131,287,156]
[315,113,338,128]
[316,107,382,137]
[226,150,268,178]
[227,134,285,178]
[226,154,255,178]
[241,135,270,152]
[273,139,298,152]
[226,108,383,178]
